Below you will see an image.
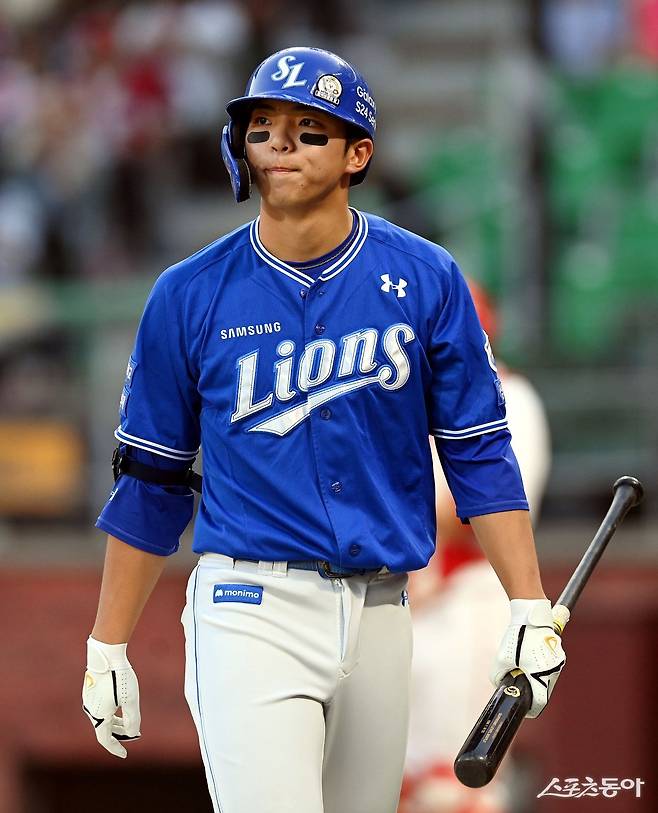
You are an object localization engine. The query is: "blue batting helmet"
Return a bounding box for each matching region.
[221,46,376,202]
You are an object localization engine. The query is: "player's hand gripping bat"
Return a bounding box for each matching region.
[453,475,644,789]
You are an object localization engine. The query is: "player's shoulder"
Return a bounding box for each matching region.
[154,220,253,297]
[362,211,456,277]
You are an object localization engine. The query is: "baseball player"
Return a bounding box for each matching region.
[82,47,566,813]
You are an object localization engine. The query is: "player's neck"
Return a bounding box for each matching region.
[257,201,354,264]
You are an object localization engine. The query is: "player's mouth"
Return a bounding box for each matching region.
[266,166,298,173]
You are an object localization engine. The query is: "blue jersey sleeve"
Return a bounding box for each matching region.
[113,270,201,460]
[435,432,528,521]
[428,261,506,437]
[96,269,202,555]
[428,259,528,518]
[96,447,196,555]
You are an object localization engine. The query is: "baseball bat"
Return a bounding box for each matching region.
[453,475,644,789]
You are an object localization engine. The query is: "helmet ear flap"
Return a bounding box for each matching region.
[221,123,251,203]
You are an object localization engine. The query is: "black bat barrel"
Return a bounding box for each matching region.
[556,476,644,609]
[453,670,533,788]
[453,476,644,790]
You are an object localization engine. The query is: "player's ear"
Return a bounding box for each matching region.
[344,137,373,179]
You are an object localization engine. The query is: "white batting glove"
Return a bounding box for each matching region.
[490,599,566,719]
[82,636,141,758]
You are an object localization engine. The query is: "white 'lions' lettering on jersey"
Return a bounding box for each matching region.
[230,323,415,434]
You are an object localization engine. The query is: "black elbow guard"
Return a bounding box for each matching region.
[112,446,202,494]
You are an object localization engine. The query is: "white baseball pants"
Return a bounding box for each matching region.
[181,553,412,813]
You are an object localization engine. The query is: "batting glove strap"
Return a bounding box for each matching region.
[490,599,566,719]
[87,636,131,671]
[509,598,553,627]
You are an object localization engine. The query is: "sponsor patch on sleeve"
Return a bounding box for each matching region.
[119,387,130,418]
[119,355,138,418]
[124,355,138,387]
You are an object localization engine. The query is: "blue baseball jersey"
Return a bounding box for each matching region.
[97,209,527,571]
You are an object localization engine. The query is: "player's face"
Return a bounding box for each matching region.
[244,100,372,210]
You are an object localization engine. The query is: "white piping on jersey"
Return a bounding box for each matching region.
[249,208,368,288]
[249,231,315,288]
[432,417,508,441]
[248,374,381,436]
[114,427,199,461]
[317,210,368,280]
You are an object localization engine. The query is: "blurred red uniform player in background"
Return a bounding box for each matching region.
[400,281,551,813]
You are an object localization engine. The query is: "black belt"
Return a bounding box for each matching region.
[238,559,381,579]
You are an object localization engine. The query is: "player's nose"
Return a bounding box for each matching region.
[268,121,294,152]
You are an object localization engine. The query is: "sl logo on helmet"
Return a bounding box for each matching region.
[313,74,343,106]
[271,55,306,88]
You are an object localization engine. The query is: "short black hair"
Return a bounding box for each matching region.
[343,123,370,153]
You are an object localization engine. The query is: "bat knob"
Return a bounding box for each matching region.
[454,754,494,789]
[454,673,532,788]
[613,476,644,507]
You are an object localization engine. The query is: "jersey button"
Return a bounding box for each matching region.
[300,289,307,299]
[320,408,331,420]
[349,544,361,557]
[314,324,326,335]
[330,481,342,493]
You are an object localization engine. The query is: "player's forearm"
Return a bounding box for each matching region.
[91,534,168,644]
[470,511,546,600]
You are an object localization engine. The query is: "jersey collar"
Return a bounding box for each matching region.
[249,208,369,289]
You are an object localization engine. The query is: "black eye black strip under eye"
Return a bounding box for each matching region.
[246,131,270,143]
[300,133,329,146]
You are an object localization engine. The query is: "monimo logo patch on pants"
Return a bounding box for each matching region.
[213,584,263,605]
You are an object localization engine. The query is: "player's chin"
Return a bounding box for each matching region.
[260,180,318,209]
[257,172,300,196]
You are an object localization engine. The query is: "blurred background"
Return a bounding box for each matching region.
[0,0,656,811]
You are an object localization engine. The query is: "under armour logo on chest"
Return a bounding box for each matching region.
[380,274,408,298]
